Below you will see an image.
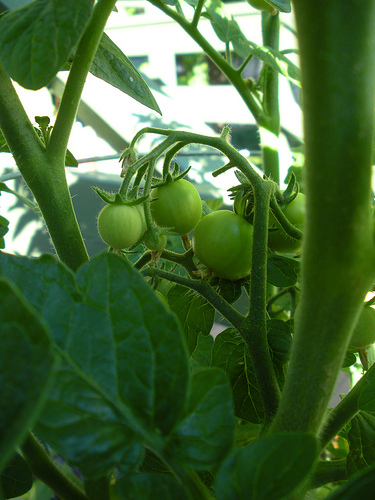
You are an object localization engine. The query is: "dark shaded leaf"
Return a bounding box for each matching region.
[114,473,190,500]
[0,453,33,499]
[215,433,318,500]
[168,284,215,354]
[0,278,56,469]
[167,367,235,469]
[267,253,299,287]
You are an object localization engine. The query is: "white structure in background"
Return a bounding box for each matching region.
[0,1,302,255]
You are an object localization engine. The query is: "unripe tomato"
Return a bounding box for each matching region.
[135,203,147,234]
[349,305,375,350]
[245,0,277,14]
[150,179,202,235]
[97,204,144,249]
[268,192,306,253]
[143,229,167,251]
[192,210,254,280]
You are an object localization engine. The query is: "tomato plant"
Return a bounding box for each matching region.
[192,210,254,280]
[97,203,144,249]
[1,0,375,499]
[150,179,202,235]
[268,192,306,253]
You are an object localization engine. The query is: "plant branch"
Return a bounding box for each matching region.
[310,459,347,489]
[47,0,118,160]
[0,65,89,271]
[142,267,246,331]
[147,0,267,125]
[21,432,89,500]
[243,179,281,428]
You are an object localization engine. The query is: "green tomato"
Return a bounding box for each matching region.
[245,0,277,13]
[135,203,147,234]
[150,179,202,235]
[192,210,254,280]
[143,229,167,251]
[349,305,375,349]
[97,204,143,249]
[268,192,306,253]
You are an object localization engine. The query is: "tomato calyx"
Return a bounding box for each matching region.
[151,165,193,190]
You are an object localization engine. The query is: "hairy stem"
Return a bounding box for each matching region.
[270,0,375,436]
[47,0,118,160]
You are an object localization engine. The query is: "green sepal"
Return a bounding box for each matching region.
[92,186,148,207]
[152,167,192,188]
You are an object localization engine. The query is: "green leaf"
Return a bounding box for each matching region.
[0,0,95,89]
[266,0,292,13]
[215,432,318,500]
[267,254,300,287]
[0,453,33,499]
[358,366,375,413]
[91,33,161,114]
[36,253,190,477]
[206,0,299,85]
[191,332,214,371]
[167,284,215,354]
[167,367,235,469]
[0,182,41,215]
[113,473,190,500]
[347,412,375,476]
[326,464,375,499]
[211,328,265,424]
[0,278,56,469]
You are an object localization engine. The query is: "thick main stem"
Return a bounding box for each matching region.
[270,0,375,436]
[0,66,89,271]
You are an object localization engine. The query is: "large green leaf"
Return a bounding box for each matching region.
[327,464,375,499]
[0,0,94,89]
[0,278,56,469]
[167,367,235,469]
[35,253,190,477]
[267,254,300,287]
[215,432,318,499]
[168,284,215,354]
[91,33,161,114]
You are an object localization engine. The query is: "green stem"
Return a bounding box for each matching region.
[0,66,89,271]
[260,12,281,184]
[47,0,118,160]
[244,179,281,427]
[21,432,89,500]
[147,0,267,125]
[270,0,375,436]
[143,267,245,331]
[269,196,303,240]
[320,363,375,451]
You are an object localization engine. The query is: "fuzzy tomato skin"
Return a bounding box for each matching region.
[268,192,306,253]
[350,305,375,349]
[97,204,143,249]
[150,179,202,235]
[192,210,254,280]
